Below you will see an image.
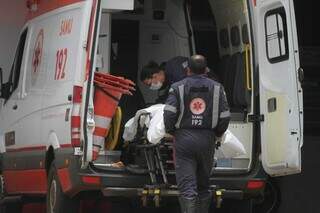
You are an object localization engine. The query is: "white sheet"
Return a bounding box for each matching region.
[122,104,246,158]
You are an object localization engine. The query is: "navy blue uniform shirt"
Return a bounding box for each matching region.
[156,56,189,103]
[163,74,230,137]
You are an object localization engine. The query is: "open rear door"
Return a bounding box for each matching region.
[81,0,101,168]
[82,0,134,168]
[255,0,303,176]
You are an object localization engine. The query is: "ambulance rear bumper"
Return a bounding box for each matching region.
[72,168,264,201]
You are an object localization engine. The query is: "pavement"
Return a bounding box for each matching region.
[274,136,320,213]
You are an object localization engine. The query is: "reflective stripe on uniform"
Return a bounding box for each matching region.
[175,85,185,129]
[220,110,230,118]
[164,105,177,113]
[212,85,220,128]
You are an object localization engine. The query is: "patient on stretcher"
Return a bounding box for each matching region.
[122,104,246,159]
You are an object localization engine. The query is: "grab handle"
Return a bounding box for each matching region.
[245,44,252,91]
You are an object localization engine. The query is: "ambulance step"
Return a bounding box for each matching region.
[92,163,126,172]
[94,150,122,165]
[126,164,149,175]
[102,187,180,197]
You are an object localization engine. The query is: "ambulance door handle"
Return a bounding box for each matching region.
[267,98,277,113]
[12,104,18,110]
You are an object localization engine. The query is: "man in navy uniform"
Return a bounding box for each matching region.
[163,55,230,213]
[140,56,189,103]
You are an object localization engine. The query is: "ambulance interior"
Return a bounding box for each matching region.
[95,0,254,174]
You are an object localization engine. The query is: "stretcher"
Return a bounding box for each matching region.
[126,113,173,186]
[122,112,239,208]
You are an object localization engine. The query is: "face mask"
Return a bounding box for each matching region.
[150,82,163,90]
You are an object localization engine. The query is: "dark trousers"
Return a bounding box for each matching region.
[174,129,215,199]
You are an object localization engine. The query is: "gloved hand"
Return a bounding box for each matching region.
[215,136,222,149]
[164,133,174,140]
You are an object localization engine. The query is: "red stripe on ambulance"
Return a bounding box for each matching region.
[3,169,47,195]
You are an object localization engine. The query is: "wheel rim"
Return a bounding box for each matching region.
[49,178,57,213]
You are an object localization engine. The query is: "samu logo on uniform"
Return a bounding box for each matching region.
[190,98,206,114]
[190,98,206,126]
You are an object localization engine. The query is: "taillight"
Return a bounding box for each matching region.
[82,176,101,185]
[71,86,82,147]
[246,180,265,190]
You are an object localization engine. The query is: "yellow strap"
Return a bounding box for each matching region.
[105,107,122,150]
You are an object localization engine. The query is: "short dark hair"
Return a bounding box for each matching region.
[140,61,160,81]
[189,55,207,74]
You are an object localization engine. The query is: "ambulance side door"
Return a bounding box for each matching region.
[0,28,33,151]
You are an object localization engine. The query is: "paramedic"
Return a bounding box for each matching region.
[140,56,189,103]
[163,55,230,213]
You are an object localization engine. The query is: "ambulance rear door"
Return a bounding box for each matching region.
[81,0,134,167]
[255,0,303,176]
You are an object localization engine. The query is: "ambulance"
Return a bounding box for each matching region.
[0,0,303,212]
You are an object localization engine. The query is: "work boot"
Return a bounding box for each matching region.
[179,197,197,213]
[197,195,212,213]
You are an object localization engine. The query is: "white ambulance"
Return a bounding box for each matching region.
[0,0,303,212]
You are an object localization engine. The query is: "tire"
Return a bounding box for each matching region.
[46,161,79,213]
[252,180,280,213]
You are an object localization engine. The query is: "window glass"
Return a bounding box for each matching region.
[265,7,289,63]
[7,29,28,99]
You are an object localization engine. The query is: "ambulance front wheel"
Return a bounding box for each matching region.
[46,161,79,213]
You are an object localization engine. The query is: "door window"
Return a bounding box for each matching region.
[6,29,28,100]
[265,7,289,63]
